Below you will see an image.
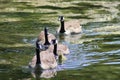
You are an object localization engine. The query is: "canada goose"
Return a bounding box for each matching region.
[48,39,68,63]
[29,39,57,69]
[38,28,69,55]
[38,27,56,45]
[40,69,57,78]
[49,39,69,55]
[57,16,82,34]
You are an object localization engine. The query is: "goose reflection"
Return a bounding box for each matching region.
[57,33,82,44]
[31,65,57,79]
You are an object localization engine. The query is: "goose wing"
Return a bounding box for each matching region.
[38,31,56,44]
[65,20,82,33]
[57,44,69,55]
[40,51,57,69]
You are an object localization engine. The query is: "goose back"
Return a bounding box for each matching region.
[58,16,82,34]
[38,31,56,44]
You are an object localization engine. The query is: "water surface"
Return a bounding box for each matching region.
[0,0,120,80]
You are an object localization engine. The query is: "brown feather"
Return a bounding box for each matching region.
[29,50,57,69]
[58,19,82,34]
[48,44,69,55]
[38,31,56,44]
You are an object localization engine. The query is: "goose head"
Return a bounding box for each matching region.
[58,16,64,21]
[52,39,58,45]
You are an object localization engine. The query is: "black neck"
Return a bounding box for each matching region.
[53,44,58,56]
[44,28,50,45]
[36,39,40,49]
[36,48,41,64]
[60,21,65,33]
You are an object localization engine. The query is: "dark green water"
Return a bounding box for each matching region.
[0,0,120,80]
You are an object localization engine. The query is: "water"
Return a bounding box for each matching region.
[0,0,120,80]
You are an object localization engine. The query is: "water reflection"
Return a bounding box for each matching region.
[30,65,57,79]
[103,41,120,44]
[1,0,120,80]
[56,33,83,44]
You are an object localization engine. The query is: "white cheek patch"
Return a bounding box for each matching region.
[58,18,61,21]
[39,45,42,49]
[56,40,58,44]
[63,17,64,20]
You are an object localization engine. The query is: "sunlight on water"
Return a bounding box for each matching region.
[104,61,120,65]
[103,41,120,44]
